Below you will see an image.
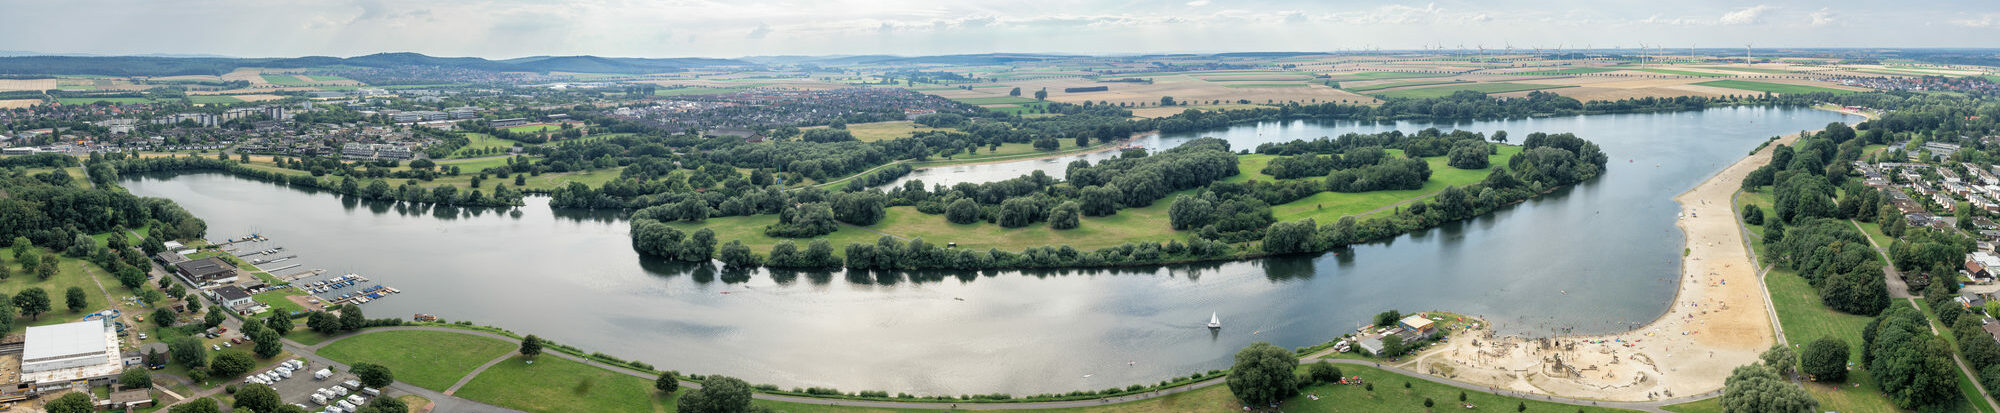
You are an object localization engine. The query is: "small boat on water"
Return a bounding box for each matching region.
[1208,312,1222,330]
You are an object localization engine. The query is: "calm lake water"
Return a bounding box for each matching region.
[124,106,1854,396]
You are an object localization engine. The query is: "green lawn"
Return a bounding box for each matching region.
[1693,80,1855,95]
[505,124,563,134]
[0,249,119,330]
[1372,83,1573,99]
[1341,79,1469,92]
[454,355,670,413]
[983,102,1053,115]
[1704,67,1799,75]
[1271,146,1519,223]
[451,133,518,158]
[751,364,1638,413]
[250,289,306,316]
[318,330,518,391]
[307,75,351,82]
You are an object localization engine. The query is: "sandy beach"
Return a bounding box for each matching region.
[1399,129,1810,402]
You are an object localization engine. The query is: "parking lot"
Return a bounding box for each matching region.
[249,360,395,412]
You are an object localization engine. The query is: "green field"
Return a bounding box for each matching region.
[452,133,518,158]
[250,289,307,316]
[1372,82,1573,99]
[307,75,351,82]
[57,97,155,105]
[0,249,121,331]
[1693,80,1854,95]
[1341,79,1470,92]
[804,121,955,142]
[318,330,518,391]
[1629,68,1731,77]
[1325,72,1451,81]
[1703,66,1799,75]
[454,355,670,413]
[1220,83,1309,88]
[1513,68,1617,76]
[186,95,244,104]
[259,74,311,86]
[655,84,764,96]
[505,124,562,134]
[676,148,1515,254]
[951,96,1043,105]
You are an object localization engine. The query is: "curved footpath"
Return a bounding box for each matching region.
[287,326,1683,412]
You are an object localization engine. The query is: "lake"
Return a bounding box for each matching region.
[123,106,1855,396]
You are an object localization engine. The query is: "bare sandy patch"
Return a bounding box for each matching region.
[0,99,40,109]
[0,79,59,92]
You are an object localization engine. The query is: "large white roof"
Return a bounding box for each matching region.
[23,320,111,363]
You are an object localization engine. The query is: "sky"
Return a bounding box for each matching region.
[2,0,1998,59]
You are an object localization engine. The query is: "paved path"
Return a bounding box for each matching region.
[443,353,513,395]
[298,326,1683,412]
[1850,219,1915,298]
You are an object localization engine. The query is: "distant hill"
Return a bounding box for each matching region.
[753,53,1075,67]
[0,52,758,77]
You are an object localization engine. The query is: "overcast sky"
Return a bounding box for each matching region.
[3,0,1997,59]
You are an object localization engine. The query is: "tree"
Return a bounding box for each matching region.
[169,337,207,369]
[14,287,49,320]
[354,397,409,413]
[1050,201,1081,230]
[1764,217,1785,245]
[266,313,294,335]
[1517,401,1527,412]
[44,392,92,413]
[1801,336,1850,382]
[204,308,225,328]
[1307,361,1342,383]
[946,198,981,224]
[520,334,543,358]
[1160,96,1176,106]
[1033,88,1048,100]
[153,307,176,327]
[339,304,365,330]
[352,363,395,388]
[1225,342,1299,406]
[1742,205,1765,226]
[210,351,254,378]
[1761,344,1799,376]
[251,328,283,358]
[656,371,681,394]
[1719,364,1817,413]
[1374,310,1403,327]
[64,286,85,313]
[232,383,282,413]
[307,311,340,334]
[169,397,220,413]
[677,375,754,413]
[1009,87,1021,97]
[120,367,152,389]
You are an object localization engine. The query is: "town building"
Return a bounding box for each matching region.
[17,320,123,394]
[172,257,238,284]
[211,286,254,309]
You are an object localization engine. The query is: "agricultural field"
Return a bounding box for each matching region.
[804,121,955,142]
[259,74,312,86]
[1341,79,1469,92]
[1372,82,1573,99]
[655,84,765,96]
[1627,68,1731,77]
[1513,68,1617,76]
[56,97,156,105]
[1693,80,1855,95]
[186,95,243,104]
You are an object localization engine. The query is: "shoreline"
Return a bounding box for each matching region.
[1404,108,1867,402]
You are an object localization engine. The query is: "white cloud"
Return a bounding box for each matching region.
[747,23,771,39]
[1951,14,1999,28]
[1186,0,1209,6]
[1719,5,1771,25]
[1808,8,1836,27]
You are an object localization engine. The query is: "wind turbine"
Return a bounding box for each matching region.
[1744,43,1754,65]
